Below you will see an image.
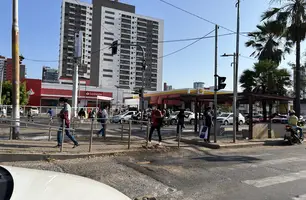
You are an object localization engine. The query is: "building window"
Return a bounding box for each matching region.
[104,37,113,41]
[105,21,114,25]
[105,10,115,15]
[105,32,114,35]
[103,58,113,62]
[105,16,114,20]
[103,74,113,78]
[103,69,113,72]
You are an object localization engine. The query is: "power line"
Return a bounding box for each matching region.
[158,0,248,38]
[23,32,244,63]
[158,29,215,59]
[239,54,256,61]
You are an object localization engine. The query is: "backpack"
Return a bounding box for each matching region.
[97,110,103,122]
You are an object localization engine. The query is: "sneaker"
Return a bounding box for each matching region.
[148,141,152,145]
[158,142,162,146]
[73,144,79,148]
[54,144,61,148]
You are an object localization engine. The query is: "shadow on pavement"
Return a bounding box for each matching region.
[191,155,260,162]
[0,143,49,149]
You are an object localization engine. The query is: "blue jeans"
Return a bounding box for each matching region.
[98,123,106,136]
[57,124,78,145]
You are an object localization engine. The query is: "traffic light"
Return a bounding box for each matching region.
[217,76,226,91]
[138,88,144,98]
[111,41,118,55]
[19,54,24,64]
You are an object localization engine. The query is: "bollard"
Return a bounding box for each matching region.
[48,126,52,141]
[128,120,131,149]
[146,120,150,147]
[178,124,181,148]
[89,118,94,152]
[60,119,65,152]
[9,121,12,140]
[121,121,124,140]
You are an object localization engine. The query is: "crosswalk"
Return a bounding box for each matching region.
[237,153,306,200]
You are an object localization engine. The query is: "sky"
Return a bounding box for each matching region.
[0,0,298,91]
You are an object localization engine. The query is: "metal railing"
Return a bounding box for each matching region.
[0,117,188,153]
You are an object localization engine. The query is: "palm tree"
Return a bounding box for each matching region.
[240,60,291,119]
[245,20,292,65]
[261,0,306,117]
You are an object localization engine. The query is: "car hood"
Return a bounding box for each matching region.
[1,165,131,200]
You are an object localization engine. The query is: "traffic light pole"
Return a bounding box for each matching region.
[112,42,146,120]
[213,25,218,143]
[12,0,20,139]
[232,53,237,143]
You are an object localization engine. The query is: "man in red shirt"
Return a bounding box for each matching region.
[149,105,163,145]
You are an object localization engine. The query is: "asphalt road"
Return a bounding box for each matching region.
[3,144,306,199]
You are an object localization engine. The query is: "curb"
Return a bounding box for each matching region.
[180,138,285,149]
[0,148,143,163]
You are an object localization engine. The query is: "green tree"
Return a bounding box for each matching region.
[245,20,292,65]
[239,60,291,119]
[1,81,29,105]
[262,0,306,117]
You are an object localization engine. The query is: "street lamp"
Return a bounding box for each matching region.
[221,53,238,143]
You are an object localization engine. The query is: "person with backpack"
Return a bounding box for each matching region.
[96,105,108,137]
[148,105,163,145]
[55,97,79,148]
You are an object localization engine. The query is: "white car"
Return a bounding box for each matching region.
[112,111,136,123]
[169,111,195,125]
[0,165,131,200]
[29,107,39,116]
[216,113,245,125]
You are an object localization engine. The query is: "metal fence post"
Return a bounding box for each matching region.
[146,120,150,147]
[128,120,131,149]
[89,118,94,152]
[178,124,181,148]
[48,126,52,141]
[60,119,65,152]
[121,121,124,140]
[9,120,12,140]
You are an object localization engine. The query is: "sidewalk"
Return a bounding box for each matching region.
[180,133,285,149]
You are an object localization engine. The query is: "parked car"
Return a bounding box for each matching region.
[29,107,39,116]
[216,113,245,125]
[246,114,262,124]
[169,111,195,125]
[272,115,288,123]
[111,111,136,123]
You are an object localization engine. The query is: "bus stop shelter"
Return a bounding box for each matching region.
[163,92,293,142]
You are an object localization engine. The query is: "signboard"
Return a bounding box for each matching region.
[85,92,105,96]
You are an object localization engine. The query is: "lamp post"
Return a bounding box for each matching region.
[221,53,237,143]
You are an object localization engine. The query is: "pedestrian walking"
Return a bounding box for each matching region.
[148,105,163,145]
[204,107,213,143]
[55,97,79,148]
[47,108,55,124]
[27,107,34,122]
[78,108,86,123]
[96,105,108,137]
[177,109,188,135]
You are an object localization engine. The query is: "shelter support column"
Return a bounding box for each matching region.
[248,95,253,139]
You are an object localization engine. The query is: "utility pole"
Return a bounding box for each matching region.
[235,0,241,134]
[213,24,219,143]
[72,31,83,117]
[221,53,237,143]
[0,68,4,104]
[12,0,20,139]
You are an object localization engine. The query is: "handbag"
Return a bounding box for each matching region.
[199,126,208,139]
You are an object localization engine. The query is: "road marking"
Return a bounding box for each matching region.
[243,170,306,188]
[292,194,306,200]
[246,153,272,157]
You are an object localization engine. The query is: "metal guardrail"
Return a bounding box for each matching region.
[0,117,164,152]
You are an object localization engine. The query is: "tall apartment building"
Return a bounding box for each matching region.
[3,58,26,81]
[0,56,5,76]
[90,0,164,91]
[42,66,59,83]
[59,0,92,80]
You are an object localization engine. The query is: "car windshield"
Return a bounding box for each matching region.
[220,114,230,118]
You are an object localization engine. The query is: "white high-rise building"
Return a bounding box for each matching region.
[90,0,164,91]
[59,0,92,80]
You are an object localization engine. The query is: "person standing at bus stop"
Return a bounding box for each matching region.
[204,107,213,143]
[55,97,79,148]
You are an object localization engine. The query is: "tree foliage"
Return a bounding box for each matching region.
[1,81,29,105]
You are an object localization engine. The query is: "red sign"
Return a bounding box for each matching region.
[85,91,105,96]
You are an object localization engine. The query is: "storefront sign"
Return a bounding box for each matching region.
[85,92,105,96]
